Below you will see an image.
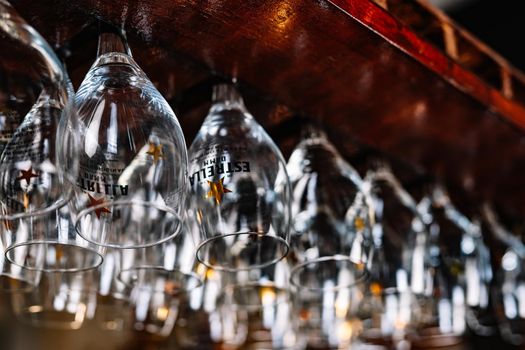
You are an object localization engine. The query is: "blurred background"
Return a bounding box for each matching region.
[430,0,525,71]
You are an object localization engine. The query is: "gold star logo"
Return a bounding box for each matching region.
[17,167,39,185]
[206,177,232,204]
[146,143,164,163]
[87,194,111,218]
[370,282,383,296]
[354,217,365,231]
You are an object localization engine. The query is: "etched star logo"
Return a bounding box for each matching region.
[16,167,39,185]
[206,177,232,204]
[146,143,164,163]
[87,194,111,218]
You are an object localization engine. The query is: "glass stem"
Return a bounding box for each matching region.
[97,22,131,57]
[212,83,247,111]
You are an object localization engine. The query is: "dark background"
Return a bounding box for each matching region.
[438,0,525,71]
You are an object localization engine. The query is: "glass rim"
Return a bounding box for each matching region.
[74,199,183,249]
[5,241,104,272]
[0,272,40,293]
[0,190,72,221]
[289,255,369,292]
[118,266,203,295]
[195,232,289,272]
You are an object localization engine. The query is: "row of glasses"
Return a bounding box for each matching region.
[363,166,495,349]
[181,94,494,350]
[0,2,199,336]
[0,3,370,343]
[0,4,514,349]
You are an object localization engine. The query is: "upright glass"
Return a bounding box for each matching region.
[11,268,98,329]
[290,256,368,349]
[115,217,201,337]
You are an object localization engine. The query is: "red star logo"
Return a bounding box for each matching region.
[16,167,39,185]
[87,194,111,218]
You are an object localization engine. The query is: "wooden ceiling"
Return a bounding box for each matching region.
[8,0,525,219]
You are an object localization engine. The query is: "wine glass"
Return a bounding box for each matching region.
[368,172,466,348]
[0,1,103,280]
[364,165,430,296]
[363,165,467,348]
[431,186,494,337]
[483,204,525,345]
[188,83,290,271]
[2,198,104,273]
[10,268,98,329]
[0,0,78,217]
[0,0,67,157]
[285,125,372,266]
[71,22,188,248]
[290,255,368,349]
[218,257,300,349]
[173,263,247,349]
[115,217,202,337]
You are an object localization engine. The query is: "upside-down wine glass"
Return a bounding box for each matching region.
[0,0,58,156]
[116,215,202,337]
[188,83,291,271]
[483,204,525,345]
[218,259,300,350]
[431,186,494,337]
[72,23,188,248]
[0,0,103,281]
[361,164,468,349]
[290,256,368,349]
[285,125,372,267]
